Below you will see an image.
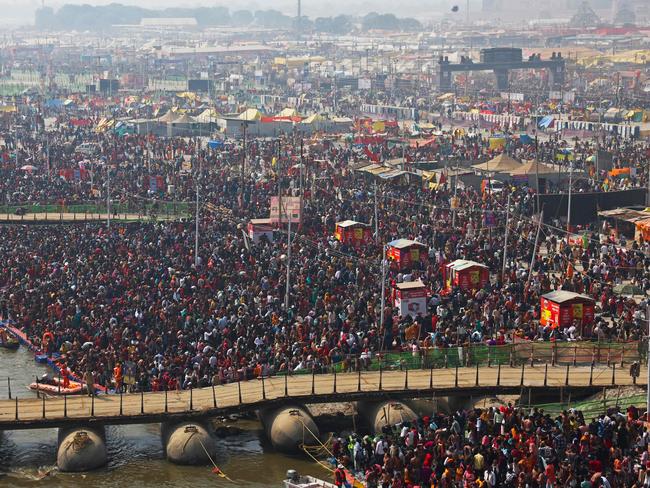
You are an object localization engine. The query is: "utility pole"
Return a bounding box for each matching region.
[195,164,200,268]
[241,121,247,204]
[277,138,282,230]
[526,209,544,289]
[46,134,50,181]
[502,193,511,280]
[535,134,541,212]
[285,215,292,310]
[299,137,304,197]
[646,303,649,423]
[451,168,458,229]
[374,179,379,239]
[106,164,110,229]
[379,246,387,342]
[567,159,573,235]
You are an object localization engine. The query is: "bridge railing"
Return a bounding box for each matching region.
[0,341,639,401]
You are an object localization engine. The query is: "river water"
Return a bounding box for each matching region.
[0,346,326,487]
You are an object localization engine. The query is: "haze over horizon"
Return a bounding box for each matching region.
[0,0,471,26]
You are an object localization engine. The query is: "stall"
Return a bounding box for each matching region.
[247,218,275,244]
[386,239,428,270]
[334,220,372,247]
[443,259,489,293]
[540,290,595,329]
[393,280,428,318]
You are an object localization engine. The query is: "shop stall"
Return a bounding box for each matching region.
[386,239,428,270]
[443,259,489,293]
[334,220,372,247]
[540,290,595,329]
[247,218,275,244]
[393,280,428,318]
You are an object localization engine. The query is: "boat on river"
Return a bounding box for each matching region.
[28,376,85,395]
[0,336,19,350]
[283,470,338,488]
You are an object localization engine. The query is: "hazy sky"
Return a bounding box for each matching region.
[1,0,465,25]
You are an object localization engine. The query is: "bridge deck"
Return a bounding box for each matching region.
[0,365,635,430]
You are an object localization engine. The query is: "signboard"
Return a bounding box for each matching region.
[358,78,372,90]
[123,361,136,386]
[500,92,524,102]
[395,286,427,318]
[483,211,497,228]
[270,196,301,224]
[562,92,575,103]
[549,91,575,103]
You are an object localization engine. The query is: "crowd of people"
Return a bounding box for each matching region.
[0,104,647,395]
[331,404,650,488]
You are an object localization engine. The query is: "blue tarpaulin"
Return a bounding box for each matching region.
[207,140,224,149]
[44,99,63,108]
[519,134,534,144]
[538,116,554,129]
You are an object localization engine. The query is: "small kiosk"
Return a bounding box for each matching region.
[444,259,489,293]
[247,218,275,244]
[393,280,428,318]
[334,220,372,247]
[386,239,428,270]
[540,290,595,329]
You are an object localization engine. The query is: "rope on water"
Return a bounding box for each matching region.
[65,431,92,453]
[197,438,233,481]
[182,426,233,481]
[295,416,364,488]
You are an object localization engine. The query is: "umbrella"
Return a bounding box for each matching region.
[613,283,645,296]
[20,165,37,171]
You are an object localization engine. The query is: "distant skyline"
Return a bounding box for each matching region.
[0,0,633,27]
[0,0,461,25]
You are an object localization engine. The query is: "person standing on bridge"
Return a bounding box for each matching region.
[61,364,71,390]
[113,362,123,393]
[85,369,94,397]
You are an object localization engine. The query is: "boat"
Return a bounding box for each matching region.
[0,337,19,350]
[283,470,338,488]
[28,376,85,395]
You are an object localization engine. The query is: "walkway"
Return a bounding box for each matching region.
[0,364,636,430]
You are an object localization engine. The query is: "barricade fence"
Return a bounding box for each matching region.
[276,340,642,375]
[0,200,191,219]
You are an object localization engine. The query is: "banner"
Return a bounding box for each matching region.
[269,196,301,223]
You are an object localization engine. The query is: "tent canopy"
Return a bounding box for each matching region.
[157,110,179,123]
[238,108,262,121]
[508,159,557,176]
[277,107,299,117]
[302,113,325,124]
[472,153,522,173]
[173,113,196,124]
[194,108,220,123]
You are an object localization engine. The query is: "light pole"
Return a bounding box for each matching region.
[379,245,388,343]
[567,158,573,235]
[285,214,292,311]
[647,303,650,423]
[374,179,379,239]
[194,141,200,268]
[106,164,110,229]
[502,193,511,280]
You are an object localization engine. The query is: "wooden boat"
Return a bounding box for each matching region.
[0,337,19,350]
[28,377,84,395]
